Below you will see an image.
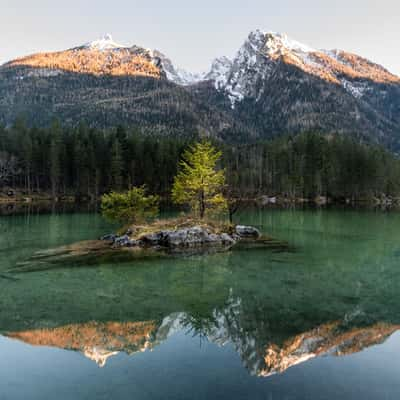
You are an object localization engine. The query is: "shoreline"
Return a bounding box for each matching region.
[0,191,398,206]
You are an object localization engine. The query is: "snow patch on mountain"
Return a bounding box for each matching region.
[173,67,205,86]
[341,79,368,99]
[323,49,353,67]
[23,68,64,78]
[83,34,128,50]
[204,56,233,90]
[262,30,315,56]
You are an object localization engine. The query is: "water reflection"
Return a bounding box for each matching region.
[0,201,99,217]
[2,208,400,399]
[6,321,157,367]
[4,289,399,377]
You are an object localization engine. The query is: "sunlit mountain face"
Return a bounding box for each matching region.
[2,34,164,79]
[4,47,163,79]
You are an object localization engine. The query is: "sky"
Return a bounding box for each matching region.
[1,0,399,75]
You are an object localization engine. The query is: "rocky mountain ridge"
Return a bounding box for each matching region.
[215,30,399,106]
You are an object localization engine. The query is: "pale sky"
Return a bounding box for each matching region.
[1,0,399,75]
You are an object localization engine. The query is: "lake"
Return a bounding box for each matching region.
[1,208,400,399]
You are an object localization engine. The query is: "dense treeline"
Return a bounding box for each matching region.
[1,120,400,201]
[0,121,191,200]
[222,134,400,200]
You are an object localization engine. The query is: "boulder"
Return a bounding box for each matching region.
[140,232,165,246]
[113,235,133,248]
[235,225,261,238]
[164,226,211,247]
[139,226,236,249]
[205,233,222,244]
[220,233,236,245]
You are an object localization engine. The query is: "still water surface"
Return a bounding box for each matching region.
[1,209,400,399]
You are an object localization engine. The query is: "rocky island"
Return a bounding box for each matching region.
[104,220,262,251]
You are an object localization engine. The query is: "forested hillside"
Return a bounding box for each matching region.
[1,122,399,202]
[0,69,246,138]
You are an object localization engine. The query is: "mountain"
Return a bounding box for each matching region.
[0,34,242,137]
[0,32,399,148]
[212,30,400,147]
[214,31,399,104]
[4,34,163,78]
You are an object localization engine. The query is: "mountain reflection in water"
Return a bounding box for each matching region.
[5,290,399,376]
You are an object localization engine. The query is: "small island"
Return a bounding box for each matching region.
[102,218,263,251]
[97,141,273,254]
[100,141,287,253]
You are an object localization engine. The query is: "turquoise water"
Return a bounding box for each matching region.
[1,208,400,399]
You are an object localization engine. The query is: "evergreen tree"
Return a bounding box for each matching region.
[110,138,123,190]
[20,129,33,194]
[49,121,62,198]
[172,141,227,218]
[101,187,159,224]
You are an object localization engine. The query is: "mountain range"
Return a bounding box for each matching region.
[1,31,399,148]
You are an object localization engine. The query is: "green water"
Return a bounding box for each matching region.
[1,208,400,399]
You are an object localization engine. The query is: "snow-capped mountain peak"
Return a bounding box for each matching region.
[241,30,315,61]
[262,31,315,55]
[83,34,128,50]
[217,29,288,106]
[205,29,399,107]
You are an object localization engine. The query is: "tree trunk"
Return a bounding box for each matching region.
[199,189,205,219]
